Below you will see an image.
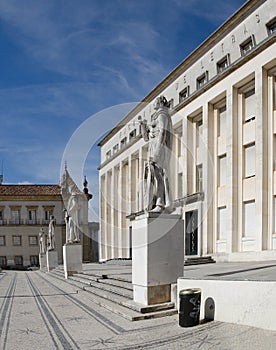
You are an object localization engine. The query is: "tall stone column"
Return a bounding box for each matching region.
[255,67,268,251]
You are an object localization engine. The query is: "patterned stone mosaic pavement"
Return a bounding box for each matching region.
[0,270,276,350]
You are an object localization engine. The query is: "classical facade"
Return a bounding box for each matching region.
[98,0,276,262]
[0,169,93,268]
[0,184,64,268]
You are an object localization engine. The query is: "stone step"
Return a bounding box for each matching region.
[75,272,133,291]
[70,274,133,299]
[184,256,216,266]
[79,286,177,321]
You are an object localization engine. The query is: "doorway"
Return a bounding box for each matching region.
[185,210,198,256]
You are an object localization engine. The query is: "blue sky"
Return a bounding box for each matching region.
[0,0,246,219]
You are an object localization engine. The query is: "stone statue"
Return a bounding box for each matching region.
[39,228,46,254]
[48,215,56,250]
[65,192,80,243]
[139,96,173,212]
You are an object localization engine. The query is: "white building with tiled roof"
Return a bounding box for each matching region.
[0,184,64,268]
[0,168,94,268]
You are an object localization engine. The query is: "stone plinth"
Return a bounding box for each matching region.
[131,212,184,306]
[39,253,47,270]
[63,243,82,279]
[46,250,58,272]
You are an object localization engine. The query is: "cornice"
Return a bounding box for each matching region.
[98,0,266,147]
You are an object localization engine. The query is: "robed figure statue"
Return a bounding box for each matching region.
[139,95,173,213]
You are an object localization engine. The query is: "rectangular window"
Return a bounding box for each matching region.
[106,150,111,159]
[240,36,254,56]
[179,86,190,103]
[168,98,174,109]
[218,106,227,136]
[29,236,38,246]
[28,210,37,224]
[197,72,208,89]
[129,130,136,141]
[11,210,21,224]
[0,210,4,225]
[12,235,22,246]
[266,17,276,35]
[120,137,127,148]
[196,164,203,192]
[0,256,7,267]
[30,255,39,266]
[113,144,119,154]
[218,207,227,240]
[219,155,227,186]
[244,201,256,237]
[245,144,256,178]
[44,209,53,222]
[178,172,183,199]
[244,88,256,122]
[217,55,229,73]
[0,236,6,246]
[14,256,23,266]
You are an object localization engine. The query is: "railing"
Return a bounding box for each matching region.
[0,219,63,226]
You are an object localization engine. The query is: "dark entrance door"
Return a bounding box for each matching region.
[185,210,198,256]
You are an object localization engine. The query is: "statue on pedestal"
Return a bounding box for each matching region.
[39,228,46,254]
[139,96,173,212]
[48,215,56,250]
[65,192,81,244]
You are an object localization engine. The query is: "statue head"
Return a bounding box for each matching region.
[153,95,169,110]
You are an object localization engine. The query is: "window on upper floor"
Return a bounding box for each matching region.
[129,129,136,141]
[179,86,190,103]
[218,155,227,187]
[196,164,203,193]
[168,98,174,109]
[218,105,227,136]
[29,236,38,246]
[11,209,21,225]
[12,235,22,246]
[240,36,255,56]
[196,72,208,89]
[106,150,111,159]
[28,209,37,224]
[244,143,256,178]
[266,17,276,35]
[244,88,256,123]
[113,144,119,154]
[217,55,230,74]
[0,236,6,246]
[120,137,127,149]
[0,210,3,224]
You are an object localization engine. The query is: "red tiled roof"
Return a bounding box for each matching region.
[0,185,61,196]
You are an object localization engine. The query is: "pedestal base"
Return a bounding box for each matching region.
[131,212,184,306]
[39,253,47,270]
[63,243,82,279]
[46,250,58,272]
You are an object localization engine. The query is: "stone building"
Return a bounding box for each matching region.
[0,168,93,268]
[0,184,64,268]
[98,0,276,262]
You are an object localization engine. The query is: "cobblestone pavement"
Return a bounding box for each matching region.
[0,270,276,350]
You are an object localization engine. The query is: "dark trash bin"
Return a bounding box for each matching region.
[179,288,201,327]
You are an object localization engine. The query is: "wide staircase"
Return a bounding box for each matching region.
[46,264,177,321]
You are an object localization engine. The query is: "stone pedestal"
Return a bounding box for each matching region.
[63,243,82,279]
[131,212,184,306]
[46,250,58,272]
[39,253,47,270]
